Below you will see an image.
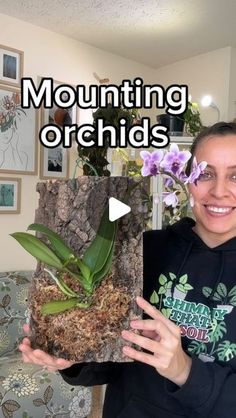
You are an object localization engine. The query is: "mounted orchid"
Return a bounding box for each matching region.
[140,143,207,223]
[11,206,117,315]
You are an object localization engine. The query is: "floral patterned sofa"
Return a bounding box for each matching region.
[0,271,93,418]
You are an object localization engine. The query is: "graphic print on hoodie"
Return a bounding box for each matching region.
[143,217,236,367]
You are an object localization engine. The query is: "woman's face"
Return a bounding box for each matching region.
[189,134,236,247]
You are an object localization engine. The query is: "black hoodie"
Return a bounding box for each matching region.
[60,218,236,418]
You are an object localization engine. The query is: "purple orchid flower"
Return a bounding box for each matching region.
[140,150,164,176]
[186,157,207,184]
[160,143,191,177]
[178,170,188,183]
[162,192,179,208]
[164,176,175,188]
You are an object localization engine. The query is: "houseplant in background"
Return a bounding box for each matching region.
[183,101,203,137]
[157,100,204,138]
[76,104,139,175]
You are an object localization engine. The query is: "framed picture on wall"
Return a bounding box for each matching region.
[0,45,24,87]
[0,177,21,214]
[0,86,38,174]
[40,78,78,129]
[40,144,69,180]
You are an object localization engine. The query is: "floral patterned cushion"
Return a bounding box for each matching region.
[0,359,92,418]
[0,271,32,359]
[0,272,92,418]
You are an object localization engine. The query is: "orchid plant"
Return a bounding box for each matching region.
[183,101,203,137]
[11,206,117,315]
[140,144,207,223]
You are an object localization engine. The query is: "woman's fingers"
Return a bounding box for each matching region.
[129,318,173,342]
[122,329,167,356]
[121,297,191,384]
[122,345,163,370]
[136,296,180,334]
[19,337,72,370]
[19,323,73,371]
[33,349,73,369]
[136,296,160,320]
[32,348,55,363]
[19,345,41,365]
[122,330,159,354]
[46,366,59,372]
[20,337,31,346]
[23,323,30,334]
[56,358,74,369]
[142,330,160,341]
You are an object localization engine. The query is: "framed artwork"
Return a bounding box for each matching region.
[0,45,24,87]
[38,78,78,180]
[0,177,21,214]
[0,86,38,174]
[40,78,78,128]
[40,145,69,180]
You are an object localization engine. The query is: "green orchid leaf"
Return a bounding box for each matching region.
[27,223,75,262]
[11,232,63,269]
[92,220,117,282]
[83,206,117,278]
[76,258,91,282]
[28,224,92,281]
[91,237,116,288]
[41,298,79,315]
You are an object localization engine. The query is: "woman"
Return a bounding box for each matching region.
[20,122,236,418]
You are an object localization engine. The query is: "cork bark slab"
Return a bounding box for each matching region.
[29,177,150,362]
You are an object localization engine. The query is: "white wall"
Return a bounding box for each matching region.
[152,47,231,125]
[228,47,236,121]
[0,13,156,272]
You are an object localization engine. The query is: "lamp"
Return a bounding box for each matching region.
[201,95,220,121]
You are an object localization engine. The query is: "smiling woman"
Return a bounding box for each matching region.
[187,123,236,247]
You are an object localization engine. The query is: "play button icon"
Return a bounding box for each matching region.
[109,197,131,222]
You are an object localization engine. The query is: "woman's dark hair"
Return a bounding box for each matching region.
[186,122,236,175]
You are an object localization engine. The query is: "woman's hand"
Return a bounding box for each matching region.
[19,324,74,372]
[121,296,192,386]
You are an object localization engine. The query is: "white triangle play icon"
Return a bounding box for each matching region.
[109,197,131,222]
